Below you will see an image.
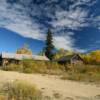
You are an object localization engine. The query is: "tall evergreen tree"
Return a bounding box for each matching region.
[45,29,54,60]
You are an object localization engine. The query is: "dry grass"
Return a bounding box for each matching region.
[61,64,100,83]
[0,80,42,100]
[0,70,100,100]
[1,60,100,83]
[2,60,64,75]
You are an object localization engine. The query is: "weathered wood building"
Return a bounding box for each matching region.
[58,54,84,64]
[0,52,49,66]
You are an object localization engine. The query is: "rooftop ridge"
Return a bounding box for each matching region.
[1,52,49,61]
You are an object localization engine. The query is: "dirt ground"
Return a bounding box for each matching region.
[0,70,100,100]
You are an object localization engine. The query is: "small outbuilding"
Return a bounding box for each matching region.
[58,54,84,65]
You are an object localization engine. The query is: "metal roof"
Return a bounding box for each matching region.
[58,55,74,62]
[1,52,49,61]
[58,54,82,62]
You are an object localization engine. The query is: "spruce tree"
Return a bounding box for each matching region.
[45,29,54,60]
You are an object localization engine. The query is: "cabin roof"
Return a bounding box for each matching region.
[1,52,49,61]
[58,54,82,62]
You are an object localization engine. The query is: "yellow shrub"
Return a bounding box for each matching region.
[1,80,42,100]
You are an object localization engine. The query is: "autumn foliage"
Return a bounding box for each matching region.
[16,44,32,55]
[81,50,100,64]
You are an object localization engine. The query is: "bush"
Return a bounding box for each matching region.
[2,64,20,71]
[20,60,64,74]
[1,80,42,100]
[61,64,100,83]
[2,60,64,75]
[68,64,100,74]
[21,60,47,73]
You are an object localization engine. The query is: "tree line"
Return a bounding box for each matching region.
[16,29,100,64]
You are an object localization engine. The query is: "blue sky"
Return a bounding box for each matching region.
[0,0,100,54]
[0,28,44,54]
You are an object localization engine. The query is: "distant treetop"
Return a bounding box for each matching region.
[16,44,32,55]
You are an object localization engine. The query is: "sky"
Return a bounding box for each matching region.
[0,0,100,54]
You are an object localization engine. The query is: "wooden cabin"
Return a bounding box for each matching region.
[58,54,84,65]
[0,52,49,66]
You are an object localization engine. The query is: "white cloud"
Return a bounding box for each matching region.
[74,48,88,53]
[70,0,97,8]
[53,35,88,53]
[0,0,45,40]
[51,7,89,30]
[0,0,98,52]
[53,35,74,51]
[92,15,100,29]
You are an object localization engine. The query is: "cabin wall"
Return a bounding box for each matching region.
[71,59,83,65]
[0,55,2,66]
[2,58,20,66]
[58,56,84,65]
[58,60,70,65]
[70,55,84,65]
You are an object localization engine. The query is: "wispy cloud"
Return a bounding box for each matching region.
[0,0,46,40]
[92,16,100,29]
[51,7,89,30]
[0,0,99,52]
[53,32,75,51]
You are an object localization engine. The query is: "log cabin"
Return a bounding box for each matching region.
[58,54,84,65]
[0,52,49,66]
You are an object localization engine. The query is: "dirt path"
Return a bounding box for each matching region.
[0,70,100,100]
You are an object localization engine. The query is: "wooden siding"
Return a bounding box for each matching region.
[58,54,84,64]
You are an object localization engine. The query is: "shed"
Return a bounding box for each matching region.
[58,54,84,64]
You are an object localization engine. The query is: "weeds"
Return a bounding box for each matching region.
[2,60,64,75]
[61,64,100,83]
[0,80,42,100]
[1,60,100,83]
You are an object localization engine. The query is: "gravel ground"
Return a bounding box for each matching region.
[0,70,100,100]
